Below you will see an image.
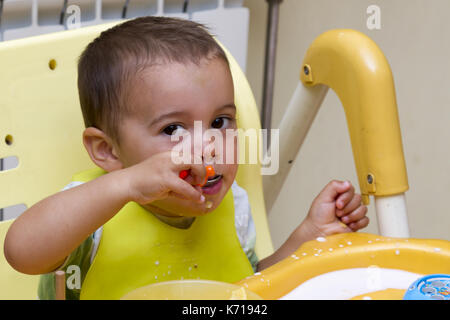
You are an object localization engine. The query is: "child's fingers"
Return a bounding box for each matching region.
[166,179,205,203]
[348,216,370,231]
[335,184,355,210]
[315,180,352,204]
[169,154,206,185]
[340,204,368,224]
[188,163,208,186]
[336,193,362,217]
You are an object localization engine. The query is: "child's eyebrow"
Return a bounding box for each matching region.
[216,104,237,113]
[149,104,236,127]
[149,111,186,127]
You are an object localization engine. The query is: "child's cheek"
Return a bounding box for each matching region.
[219,129,239,165]
[225,162,238,177]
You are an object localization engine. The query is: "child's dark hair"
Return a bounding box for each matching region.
[77,16,229,142]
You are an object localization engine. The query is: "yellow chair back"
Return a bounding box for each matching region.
[0,22,273,299]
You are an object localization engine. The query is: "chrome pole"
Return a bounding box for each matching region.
[261,0,282,141]
[60,0,68,25]
[0,0,4,41]
[122,0,130,19]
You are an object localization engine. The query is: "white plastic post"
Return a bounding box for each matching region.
[374,193,410,238]
[263,82,328,213]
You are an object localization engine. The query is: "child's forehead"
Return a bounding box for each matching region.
[138,58,229,82]
[126,58,234,117]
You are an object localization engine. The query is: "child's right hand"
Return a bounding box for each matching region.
[5,151,208,275]
[122,151,206,205]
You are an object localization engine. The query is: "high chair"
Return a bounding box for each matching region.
[2,20,449,301]
[0,21,273,299]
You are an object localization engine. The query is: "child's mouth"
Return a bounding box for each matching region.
[201,174,223,195]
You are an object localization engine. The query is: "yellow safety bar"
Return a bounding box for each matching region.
[300,29,409,204]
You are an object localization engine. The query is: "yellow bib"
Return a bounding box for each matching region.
[74,168,254,300]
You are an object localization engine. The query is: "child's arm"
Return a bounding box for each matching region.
[256,219,318,271]
[256,180,369,271]
[4,152,205,275]
[4,170,131,275]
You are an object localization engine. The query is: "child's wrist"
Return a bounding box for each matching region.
[106,168,136,204]
[295,217,326,242]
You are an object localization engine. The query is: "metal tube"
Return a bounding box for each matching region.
[0,0,4,41]
[183,0,190,13]
[60,0,68,25]
[122,0,130,19]
[261,0,283,142]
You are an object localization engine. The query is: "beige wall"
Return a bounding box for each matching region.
[243,0,450,250]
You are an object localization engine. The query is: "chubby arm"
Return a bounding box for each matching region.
[4,152,206,275]
[256,219,319,271]
[4,169,131,275]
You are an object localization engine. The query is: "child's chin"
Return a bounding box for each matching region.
[180,197,223,216]
[151,195,223,217]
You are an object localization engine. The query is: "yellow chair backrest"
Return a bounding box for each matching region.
[0,22,273,299]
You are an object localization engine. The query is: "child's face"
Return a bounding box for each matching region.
[114,57,238,217]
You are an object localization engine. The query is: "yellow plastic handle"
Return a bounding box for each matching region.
[300,29,409,204]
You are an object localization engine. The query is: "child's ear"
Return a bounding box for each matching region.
[82,127,123,172]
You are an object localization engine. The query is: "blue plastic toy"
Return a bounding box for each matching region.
[403,274,450,300]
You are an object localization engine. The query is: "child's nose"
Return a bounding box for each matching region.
[202,141,216,164]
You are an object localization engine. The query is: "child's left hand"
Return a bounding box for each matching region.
[256,180,369,271]
[305,180,369,237]
[257,180,369,271]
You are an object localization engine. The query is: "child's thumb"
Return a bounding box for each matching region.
[316,180,351,203]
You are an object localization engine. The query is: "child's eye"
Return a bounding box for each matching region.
[211,117,230,129]
[162,124,183,135]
